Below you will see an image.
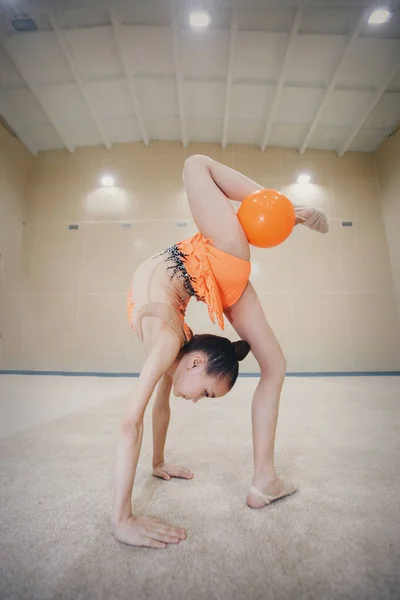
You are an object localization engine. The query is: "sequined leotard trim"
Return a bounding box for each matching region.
[155,244,199,300]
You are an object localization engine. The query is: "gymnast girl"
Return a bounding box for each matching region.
[112,154,328,548]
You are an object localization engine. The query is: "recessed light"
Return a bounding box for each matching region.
[189,11,211,27]
[100,174,114,187]
[297,173,311,184]
[368,9,392,24]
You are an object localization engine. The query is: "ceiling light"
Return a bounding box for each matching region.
[297,173,311,184]
[100,174,114,187]
[189,11,211,27]
[368,9,392,24]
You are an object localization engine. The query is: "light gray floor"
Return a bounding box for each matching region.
[1,375,399,600]
[0,375,135,439]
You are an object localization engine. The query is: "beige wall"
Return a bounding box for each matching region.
[1,135,400,373]
[375,128,400,321]
[0,124,34,369]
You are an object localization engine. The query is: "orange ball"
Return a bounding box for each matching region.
[237,189,295,248]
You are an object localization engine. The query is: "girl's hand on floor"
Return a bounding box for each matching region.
[114,515,186,549]
[152,462,194,481]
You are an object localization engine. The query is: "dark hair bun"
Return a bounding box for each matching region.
[233,340,251,362]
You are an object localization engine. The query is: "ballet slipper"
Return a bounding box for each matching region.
[249,480,297,506]
[294,207,329,233]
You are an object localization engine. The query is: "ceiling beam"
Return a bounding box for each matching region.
[0,37,74,152]
[260,7,302,152]
[48,15,111,149]
[109,10,150,145]
[221,5,238,151]
[338,59,400,156]
[170,0,188,147]
[299,6,370,154]
[2,77,395,96]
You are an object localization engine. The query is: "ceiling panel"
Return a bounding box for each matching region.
[337,38,400,89]
[230,83,274,120]
[85,80,133,118]
[234,32,287,82]
[349,127,392,152]
[4,32,72,84]
[100,116,142,144]
[188,118,223,142]
[184,81,225,118]
[35,83,93,123]
[55,9,110,30]
[0,106,36,153]
[60,120,103,148]
[299,7,360,35]
[285,35,346,87]
[136,78,177,116]
[28,122,64,152]
[237,8,295,32]
[181,29,230,78]
[121,1,170,27]
[1,87,48,124]
[277,88,326,123]
[146,116,181,141]
[321,90,375,127]
[0,45,24,87]
[64,27,123,80]
[121,26,174,77]
[387,71,400,91]
[269,122,308,147]
[308,125,351,150]
[229,120,263,145]
[363,93,400,129]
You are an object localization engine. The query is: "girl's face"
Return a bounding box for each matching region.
[172,353,230,403]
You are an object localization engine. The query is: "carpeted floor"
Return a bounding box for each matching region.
[1,375,399,600]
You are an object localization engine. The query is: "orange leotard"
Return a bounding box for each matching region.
[127,232,251,348]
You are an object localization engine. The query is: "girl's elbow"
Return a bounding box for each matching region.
[120,417,142,436]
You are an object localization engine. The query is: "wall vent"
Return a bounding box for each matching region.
[11,17,38,31]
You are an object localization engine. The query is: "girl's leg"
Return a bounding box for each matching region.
[183,156,328,261]
[224,281,297,508]
[182,155,257,260]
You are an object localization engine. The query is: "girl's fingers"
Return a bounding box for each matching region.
[159,467,193,478]
[176,468,193,476]
[175,471,192,478]
[147,531,181,544]
[151,523,186,537]
[143,537,167,549]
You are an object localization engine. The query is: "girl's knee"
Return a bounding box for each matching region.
[259,353,287,380]
[183,154,211,172]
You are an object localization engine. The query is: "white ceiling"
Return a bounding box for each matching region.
[0,0,399,156]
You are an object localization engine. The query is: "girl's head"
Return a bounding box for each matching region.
[171,334,250,403]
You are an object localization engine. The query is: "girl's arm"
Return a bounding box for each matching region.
[152,373,173,468]
[151,374,194,481]
[112,328,181,527]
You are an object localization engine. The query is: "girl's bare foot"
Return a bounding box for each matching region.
[294,207,313,225]
[294,207,329,233]
[246,477,297,509]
